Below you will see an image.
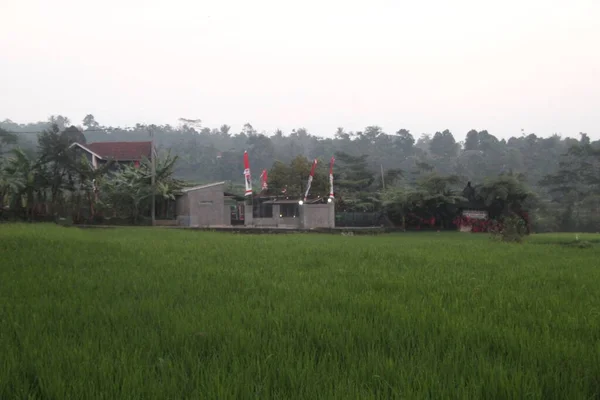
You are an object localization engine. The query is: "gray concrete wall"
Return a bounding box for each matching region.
[277,217,301,229]
[300,203,335,229]
[176,194,190,215]
[245,204,302,228]
[251,204,280,227]
[176,184,226,227]
[244,202,333,229]
[223,205,232,226]
[243,203,253,226]
[252,218,278,226]
[177,215,191,226]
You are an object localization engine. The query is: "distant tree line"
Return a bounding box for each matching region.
[1,115,599,231]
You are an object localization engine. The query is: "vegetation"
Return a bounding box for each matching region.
[1,225,599,399]
[0,123,183,224]
[2,117,599,231]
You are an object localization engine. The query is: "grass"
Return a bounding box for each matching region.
[1,224,600,399]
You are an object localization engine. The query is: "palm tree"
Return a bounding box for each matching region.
[37,126,77,214]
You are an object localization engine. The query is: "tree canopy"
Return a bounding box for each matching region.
[2,115,599,231]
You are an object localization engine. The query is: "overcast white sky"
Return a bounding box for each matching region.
[1,0,599,139]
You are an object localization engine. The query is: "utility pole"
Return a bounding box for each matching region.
[149,127,156,226]
[380,164,385,190]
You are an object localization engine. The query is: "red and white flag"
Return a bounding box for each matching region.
[243,151,252,196]
[329,156,335,199]
[260,169,268,191]
[304,159,318,202]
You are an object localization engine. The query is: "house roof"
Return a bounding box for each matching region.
[224,192,246,201]
[180,182,226,193]
[70,143,103,160]
[84,141,153,161]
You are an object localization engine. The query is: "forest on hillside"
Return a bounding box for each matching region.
[2,115,599,232]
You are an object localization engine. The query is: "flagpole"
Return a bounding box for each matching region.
[243,151,253,225]
[329,156,335,200]
[304,159,318,202]
[149,127,156,226]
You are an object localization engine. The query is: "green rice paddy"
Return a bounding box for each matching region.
[1,224,599,399]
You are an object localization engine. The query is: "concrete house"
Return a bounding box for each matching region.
[70,141,154,169]
[175,182,242,227]
[175,182,335,229]
[245,199,335,229]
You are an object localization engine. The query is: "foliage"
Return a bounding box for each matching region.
[411,173,466,228]
[334,151,377,210]
[69,155,115,222]
[101,152,184,222]
[82,114,100,130]
[381,186,416,230]
[1,148,43,219]
[267,155,328,198]
[335,151,375,192]
[476,172,535,218]
[0,127,17,155]
[100,164,153,222]
[35,124,83,213]
[0,120,183,223]
[541,138,600,232]
[2,116,600,230]
[61,125,87,144]
[491,215,529,243]
[429,129,459,158]
[2,225,600,398]
[498,215,528,243]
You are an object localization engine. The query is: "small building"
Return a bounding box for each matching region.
[175,182,243,227]
[245,198,335,229]
[175,184,335,229]
[70,141,154,169]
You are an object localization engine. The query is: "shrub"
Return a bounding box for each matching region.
[492,215,528,243]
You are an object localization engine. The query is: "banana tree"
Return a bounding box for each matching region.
[70,155,115,222]
[100,151,184,223]
[2,149,42,220]
[0,159,25,213]
[101,165,152,223]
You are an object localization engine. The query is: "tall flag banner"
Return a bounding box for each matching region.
[260,169,268,191]
[243,151,252,196]
[329,156,335,199]
[304,159,318,202]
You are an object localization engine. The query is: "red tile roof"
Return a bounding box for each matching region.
[86,141,153,161]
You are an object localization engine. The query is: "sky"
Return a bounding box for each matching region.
[1,0,599,139]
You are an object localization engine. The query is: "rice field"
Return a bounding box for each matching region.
[1,224,599,399]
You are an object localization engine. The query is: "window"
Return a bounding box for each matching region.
[253,203,273,218]
[279,204,299,218]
